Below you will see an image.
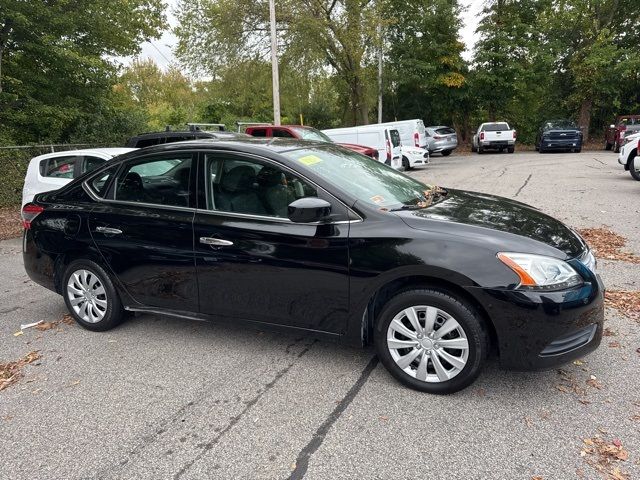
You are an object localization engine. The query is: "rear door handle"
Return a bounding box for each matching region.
[95,226,123,235]
[200,237,233,246]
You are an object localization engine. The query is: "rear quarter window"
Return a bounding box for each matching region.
[39,156,79,178]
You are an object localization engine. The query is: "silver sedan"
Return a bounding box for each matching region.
[425,126,458,156]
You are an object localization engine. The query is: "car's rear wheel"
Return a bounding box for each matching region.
[630,156,640,181]
[441,150,451,156]
[374,289,488,394]
[508,146,515,153]
[605,140,612,150]
[63,260,124,331]
[471,143,477,152]
[478,145,484,154]
[614,141,620,153]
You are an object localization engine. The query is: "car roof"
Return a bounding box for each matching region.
[30,147,136,161]
[112,138,327,161]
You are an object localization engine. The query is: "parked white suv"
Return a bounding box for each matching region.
[22,148,135,206]
[472,122,516,154]
[618,132,640,181]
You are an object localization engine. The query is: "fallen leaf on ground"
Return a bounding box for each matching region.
[36,322,58,331]
[577,228,640,263]
[587,377,603,390]
[0,351,42,392]
[581,434,630,480]
[0,207,21,241]
[603,328,617,336]
[608,341,621,348]
[604,290,640,322]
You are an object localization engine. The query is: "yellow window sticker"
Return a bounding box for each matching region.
[298,155,323,166]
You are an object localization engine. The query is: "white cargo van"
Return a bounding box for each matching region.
[375,119,428,149]
[322,125,403,169]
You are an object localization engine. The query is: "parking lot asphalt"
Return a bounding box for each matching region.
[1,150,639,480]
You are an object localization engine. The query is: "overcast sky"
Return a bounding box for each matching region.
[120,0,484,71]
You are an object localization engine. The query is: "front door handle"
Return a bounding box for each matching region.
[95,226,123,235]
[200,237,233,246]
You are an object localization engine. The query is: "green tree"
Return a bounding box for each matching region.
[384,0,469,135]
[0,0,165,144]
[174,0,380,125]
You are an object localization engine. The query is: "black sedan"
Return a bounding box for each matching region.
[536,119,583,153]
[22,139,604,394]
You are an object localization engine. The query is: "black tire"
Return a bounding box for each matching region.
[374,288,488,394]
[575,148,582,153]
[471,144,477,152]
[402,156,412,171]
[630,155,640,181]
[441,150,451,157]
[507,146,515,153]
[605,140,612,151]
[539,145,546,153]
[614,141,620,153]
[62,259,125,331]
[478,145,484,154]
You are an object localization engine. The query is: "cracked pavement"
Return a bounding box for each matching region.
[1,149,639,479]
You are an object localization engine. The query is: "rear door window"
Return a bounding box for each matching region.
[114,154,193,207]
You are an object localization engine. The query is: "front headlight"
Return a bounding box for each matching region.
[497,252,583,290]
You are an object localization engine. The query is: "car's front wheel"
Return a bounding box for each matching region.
[374,289,488,394]
[63,260,125,331]
[402,156,412,171]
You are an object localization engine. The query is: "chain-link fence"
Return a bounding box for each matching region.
[0,144,111,207]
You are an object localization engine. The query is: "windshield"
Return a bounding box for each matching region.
[290,127,333,143]
[282,145,434,208]
[482,123,510,131]
[544,120,577,130]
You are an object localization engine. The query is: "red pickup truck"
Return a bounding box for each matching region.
[245,125,379,160]
[605,115,640,152]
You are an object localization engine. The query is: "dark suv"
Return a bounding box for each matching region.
[126,127,248,148]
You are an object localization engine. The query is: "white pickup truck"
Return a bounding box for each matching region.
[472,122,516,154]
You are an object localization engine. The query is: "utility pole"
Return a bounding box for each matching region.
[377,22,383,124]
[269,0,281,126]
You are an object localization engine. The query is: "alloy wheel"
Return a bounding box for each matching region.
[66,269,108,323]
[386,305,469,383]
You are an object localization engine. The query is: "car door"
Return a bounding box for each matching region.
[88,152,198,312]
[192,150,351,334]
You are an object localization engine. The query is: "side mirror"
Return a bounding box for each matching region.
[287,197,332,223]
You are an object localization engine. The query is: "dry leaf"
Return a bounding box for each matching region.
[604,290,640,322]
[0,351,42,391]
[577,228,640,264]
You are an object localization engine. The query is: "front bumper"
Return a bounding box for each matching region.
[468,271,604,371]
[541,138,581,150]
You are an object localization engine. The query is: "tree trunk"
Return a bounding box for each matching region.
[578,98,592,140]
[352,76,369,125]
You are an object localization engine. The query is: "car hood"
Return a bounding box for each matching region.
[396,189,585,257]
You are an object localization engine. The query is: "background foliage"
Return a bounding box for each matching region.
[1,0,639,169]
